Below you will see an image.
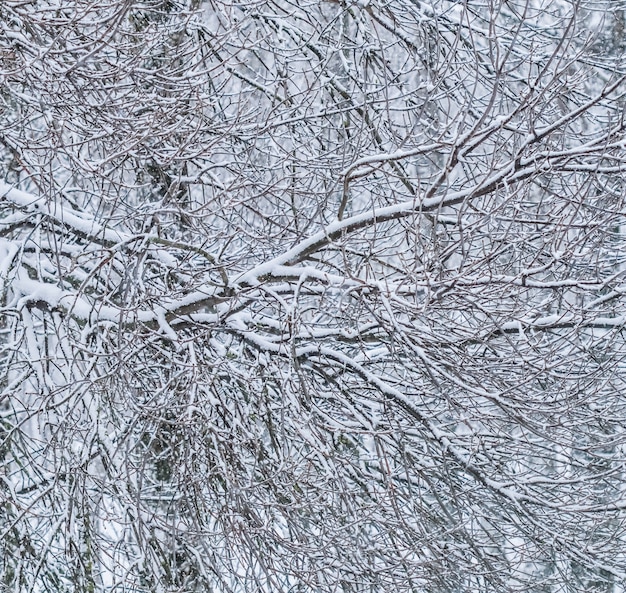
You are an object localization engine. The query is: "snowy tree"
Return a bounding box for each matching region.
[1,0,626,591]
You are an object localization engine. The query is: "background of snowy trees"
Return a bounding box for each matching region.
[2,0,626,591]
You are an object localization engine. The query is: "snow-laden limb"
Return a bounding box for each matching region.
[0,182,126,246]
